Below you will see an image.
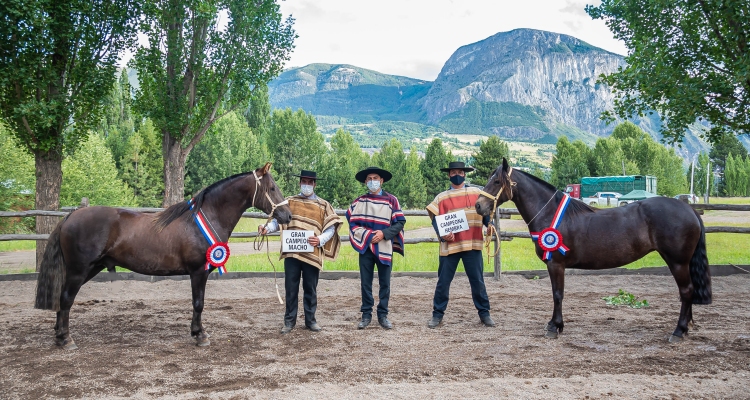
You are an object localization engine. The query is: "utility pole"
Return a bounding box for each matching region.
[621,160,626,176]
[689,158,695,198]
[705,161,710,204]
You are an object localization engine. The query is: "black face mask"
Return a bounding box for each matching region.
[450,175,465,185]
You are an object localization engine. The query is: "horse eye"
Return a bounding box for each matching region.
[494,180,500,184]
[270,187,275,191]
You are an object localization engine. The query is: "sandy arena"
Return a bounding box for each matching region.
[1,273,749,399]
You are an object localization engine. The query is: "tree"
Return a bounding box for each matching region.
[591,137,628,176]
[185,111,264,196]
[101,70,137,171]
[317,129,368,208]
[550,136,591,189]
[60,134,136,207]
[0,0,140,268]
[372,139,407,201]
[723,153,749,197]
[709,131,748,195]
[421,138,454,200]
[470,136,509,186]
[120,120,164,207]
[266,108,326,196]
[692,152,715,197]
[132,0,295,206]
[400,147,428,208]
[587,1,750,143]
[0,124,35,233]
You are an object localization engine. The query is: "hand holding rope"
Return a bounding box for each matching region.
[255,223,284,305]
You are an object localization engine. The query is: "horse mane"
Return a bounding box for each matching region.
[514,169,597,215]
[153,171,254,231]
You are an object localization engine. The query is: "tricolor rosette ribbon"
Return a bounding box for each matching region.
[529,193,572,261]
[205,242,230,274]
[531,228,569,261]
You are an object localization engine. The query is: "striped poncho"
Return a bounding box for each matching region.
[280,195,342,270]
[426,186,485,257]
[346,191,406,266]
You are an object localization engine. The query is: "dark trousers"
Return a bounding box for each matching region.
[284,257,320,327]
[359,249,392,319]
[432,250,490,318]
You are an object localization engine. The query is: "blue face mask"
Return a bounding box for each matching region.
[367,180,381,192]
[450,175,465,185]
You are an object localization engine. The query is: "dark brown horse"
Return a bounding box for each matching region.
[476,158,711,342]
[35,163,292,349]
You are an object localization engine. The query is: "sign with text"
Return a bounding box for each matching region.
[435,210,470,236]
[282,230,315,253]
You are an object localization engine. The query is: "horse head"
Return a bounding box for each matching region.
[476,157,515,216]
[252,162,292,224]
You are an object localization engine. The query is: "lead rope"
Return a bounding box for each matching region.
[253,232,284,304]
[480,168,515,264]
[251,171,285,305]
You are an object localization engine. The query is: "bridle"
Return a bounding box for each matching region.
[479,167,516,212]
[478,167,516,260]
[251,170,288,221]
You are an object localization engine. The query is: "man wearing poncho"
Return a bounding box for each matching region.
[425,161,495,329]
[347,166,406,330]
[260,170,342,334]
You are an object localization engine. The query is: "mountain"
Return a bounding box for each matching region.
[269,63,431,122]
[268,29,712,155]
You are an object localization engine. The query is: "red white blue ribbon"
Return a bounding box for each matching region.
[189,198,229,274]
[530,193,571,261]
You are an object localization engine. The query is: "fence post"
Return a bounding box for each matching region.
[80,197,89,208]
[493,207,501,280]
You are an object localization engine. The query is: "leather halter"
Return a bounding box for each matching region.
[251,171,288,220]
[479,167,516,210]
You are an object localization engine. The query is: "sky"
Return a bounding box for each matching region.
[277,0,628,81]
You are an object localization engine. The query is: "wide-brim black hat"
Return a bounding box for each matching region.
[292,170,320,180]
[355,166,392,183]
[440,161,475,172]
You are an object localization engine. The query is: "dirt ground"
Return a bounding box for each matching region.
[1,274,749,399]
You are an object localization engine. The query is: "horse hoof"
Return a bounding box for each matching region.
[668,334,683,343]
[545,330,559,339]
[61,339,78,350]
[196,338,210,347]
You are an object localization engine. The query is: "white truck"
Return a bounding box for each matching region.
[585,192,622,207]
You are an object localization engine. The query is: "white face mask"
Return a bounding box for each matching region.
[300,184,314,197]
[366,180,381,192]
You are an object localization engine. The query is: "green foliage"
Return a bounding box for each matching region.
[723,154,750,197]
[552,123,688,196]
[266,108,326,196]
[316,129,369,208]
[550,136,591,189]
[372,138,407,200]
[470,136,509,186]
[587,0,750,143]
[101,71,137,171]
[691,153,714,197]
[132,0,295,205]
[400,147,428,208]
[420,138,455,200]
[0,124,35,233]
[185,111,265,197]
[709,131,749,172]
[119,120,164,206]
[603,289,649,309]
[60,135,136,207]
[438,100,549,135]
[0,0,141,155]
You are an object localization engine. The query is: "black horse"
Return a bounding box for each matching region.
[475,158,711,342]
[35,163,292,349]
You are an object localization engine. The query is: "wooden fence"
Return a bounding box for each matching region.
[2,202,749,279]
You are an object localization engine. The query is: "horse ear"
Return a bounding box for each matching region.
[502,157,509,171]
[261,162,272,175]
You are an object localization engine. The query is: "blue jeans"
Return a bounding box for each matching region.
[432,250,490,318]
[359,249,391,319]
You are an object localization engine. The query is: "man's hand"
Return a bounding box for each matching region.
[371,230,385,244]
[258,225,268,235]
[307,236,320,247]
[441,232,455,242]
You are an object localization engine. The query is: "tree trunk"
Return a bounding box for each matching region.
[162,134,188,207]
[35,151,63,271]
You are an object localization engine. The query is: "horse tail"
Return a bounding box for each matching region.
[689,212,711,305]
[34,214,70,311]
